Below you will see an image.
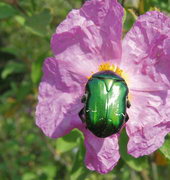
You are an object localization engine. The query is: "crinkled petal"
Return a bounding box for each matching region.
[82,128,120,174]
[126,90,170,157]
[51,0,123,65]
[121,11,170,91]
[121,11,170,157]
[56,54,98,87]
[35,58,84,138]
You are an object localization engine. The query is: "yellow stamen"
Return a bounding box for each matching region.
[87,62,131,97]
[98,62,126,81]
[98,62,132,101]
[86,72,94,80]
[98,62,118,72]
[87,62,130,83]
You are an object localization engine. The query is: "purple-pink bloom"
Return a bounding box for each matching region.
[36,0,170,174]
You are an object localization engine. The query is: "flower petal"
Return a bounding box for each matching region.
[51,0,123,65]
[121,11,170,91]
[122,11,170,158]
[126,90,170,157]
[35,58,84,138]
[82,128,120,174]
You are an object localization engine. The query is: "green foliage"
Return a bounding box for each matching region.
[31,54,46,85]
[0,2,18,19]
[159,135,170,160]
[25,9,52,36]
[1,61,26,79]
[119,130,149,171]
[56,130,82,153]
[0,0,170,179]
[70,137,90,180]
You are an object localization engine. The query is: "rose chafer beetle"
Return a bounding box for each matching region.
[79,70,130,138]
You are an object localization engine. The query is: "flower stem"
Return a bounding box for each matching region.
[151,161,159,180]
[140,170,150,180]
[139,0,145,14]
[130,170,138,180]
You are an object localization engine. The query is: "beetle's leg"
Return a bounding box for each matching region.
[127,99,131,108]
[125,113,129,122]
[81,94,87,103]
[79,108,86,123]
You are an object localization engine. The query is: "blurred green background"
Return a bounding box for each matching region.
[0,0,170,179]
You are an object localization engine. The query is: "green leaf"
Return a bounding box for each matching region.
[70,137,90,180]
[25,9,51,36]
[63,129,83,142]
[22,173,36,180]
[1,61,26,79]
[159,134,170,160]
[123,8,136,34]
[127,8,137,20]
[31,55,44,84]
[119,130,149,171]
[56,138,77,153]
[123,8,127,24]
[14,15,26,26]
[55,130,81,153]
[0,47,20,57]
[0,2,18,19]
[41,165,57,179]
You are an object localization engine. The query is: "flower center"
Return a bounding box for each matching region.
[98,62,123,76]
[98,62,129,85]
[87,62,130,88]
[87,62,132,101]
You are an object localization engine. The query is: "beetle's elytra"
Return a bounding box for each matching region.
[79,70,130,138]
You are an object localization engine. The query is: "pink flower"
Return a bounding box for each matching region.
[36,0,170,174]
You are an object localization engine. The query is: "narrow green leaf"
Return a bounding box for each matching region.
[159,134,170,160]
[70,137,90,180]
[119,130,148,171]
[123,8,136,34]
[127,8,137,20]
[31,56,44,84]
[0,2,18,19]
[0,47,20,57]
[1,61,26,79]
[123,8,127,24]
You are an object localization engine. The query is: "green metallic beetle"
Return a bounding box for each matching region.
[79,70,130,138]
